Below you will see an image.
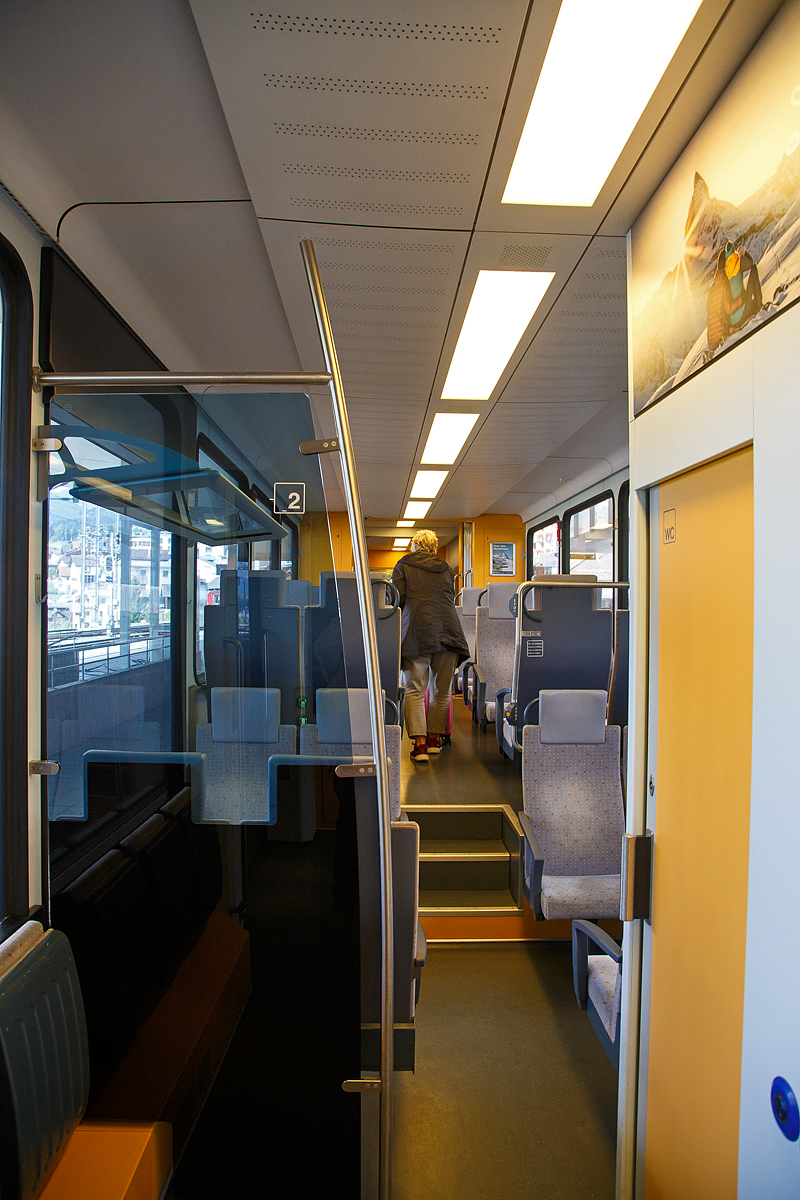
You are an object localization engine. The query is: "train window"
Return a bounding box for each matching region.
[564,491,615,609]
[527,519,560,577]
[195,540,237,681]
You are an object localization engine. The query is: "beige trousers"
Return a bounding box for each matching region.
[401,650,458,737]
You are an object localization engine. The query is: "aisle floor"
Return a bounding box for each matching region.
[393,699,618,1199]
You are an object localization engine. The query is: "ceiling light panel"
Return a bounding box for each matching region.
[421,413,480,464]
[432,230,590,405]
[410,470,448,499]
[397,520,415,527]
[441,270,554,399]
[502,0,703,207]
[404,501,431,519]
[190,0,531,231]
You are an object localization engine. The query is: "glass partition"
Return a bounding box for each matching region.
[45,389,370,850]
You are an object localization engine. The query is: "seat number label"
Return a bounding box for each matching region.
[274,482,306,515]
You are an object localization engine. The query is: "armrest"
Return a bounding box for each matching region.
[572,919,622,1010]
[495,689,511,746]
[460,660,474,706]
[413,922,428,1004]
[470,662,486,722]
[518,811,544,920]
[414,922,428,970]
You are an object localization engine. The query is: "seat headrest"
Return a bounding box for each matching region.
[532,573,596,583]
[284,579,312,608]
[539,690,607,744]
[316,688,384,744]
[457,586,482,616]
[211,687,281,743]
[487,582,519,619]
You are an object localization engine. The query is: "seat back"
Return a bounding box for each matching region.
[455,586,481,661]
[355,788,421,1025]
[303,575,400,720]
[203,571,301,724]
[473,583,518,713]
[300,688,401,819]
[607,609,629,729]
[195,687,296,824]
[513,578,613,734]
[285,578,313,608]
[522,690,624,876]
[0,922,89,1199]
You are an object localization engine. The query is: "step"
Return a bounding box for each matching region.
[419,839,511,891]
[404,804,518,842]
[419,838,509,860]
[419,888,520,916]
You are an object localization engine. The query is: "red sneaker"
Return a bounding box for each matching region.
[426,735,442,754]
[410,740,429,763]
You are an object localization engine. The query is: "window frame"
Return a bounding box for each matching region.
[526,517,561,579]
[617,480,630,594]
[562,489,616,586]
[0,232,34,922]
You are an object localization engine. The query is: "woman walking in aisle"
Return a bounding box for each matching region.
[391,529,469,762]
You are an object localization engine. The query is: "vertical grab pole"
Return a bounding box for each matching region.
[301,239,394,1199]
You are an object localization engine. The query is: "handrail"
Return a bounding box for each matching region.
[301,239,394,1200]
[32,368,333,390]
[510,578,631,706]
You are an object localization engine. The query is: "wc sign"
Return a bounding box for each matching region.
[662,508,676,545]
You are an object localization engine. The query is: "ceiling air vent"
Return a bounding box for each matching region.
[290,198,463,216]
[314,238,456,253]
[283,164,469,184]
[265,75,489,100]
[251,16,501,43]
[324,284,448,295]
[498,244,552,270]
[318,262,452,276]
[275,123,478,145]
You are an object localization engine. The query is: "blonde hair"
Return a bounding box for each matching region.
[411,528,438,554]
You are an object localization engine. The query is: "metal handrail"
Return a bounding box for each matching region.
[301,239,394,1200]
[510,578,631,706]
[33,368,333,390]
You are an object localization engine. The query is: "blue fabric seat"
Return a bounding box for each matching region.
[195,686,296,824]
[520,689,623,920]
[464,582,518,728]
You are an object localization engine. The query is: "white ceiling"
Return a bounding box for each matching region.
[0,0,786,522]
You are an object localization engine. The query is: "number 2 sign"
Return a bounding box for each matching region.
[273,483,306,515]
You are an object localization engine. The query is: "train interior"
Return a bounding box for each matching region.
[0,1,798,1197]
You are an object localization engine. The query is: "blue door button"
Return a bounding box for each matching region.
[771,1077,800,1141]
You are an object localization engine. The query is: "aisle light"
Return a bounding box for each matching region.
[393,538,411,549]
[421,413,479,464]
[397,520,415,527]
[502,0,703,207]
[410,470,448,500]
[441,271,554,400]
[404,501,431,519]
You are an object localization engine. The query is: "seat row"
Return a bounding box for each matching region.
[456,577,628,761]
[515,686,625,1068]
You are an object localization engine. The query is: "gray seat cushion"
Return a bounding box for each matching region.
[588,954,621,1040]
[540,873,620,920]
